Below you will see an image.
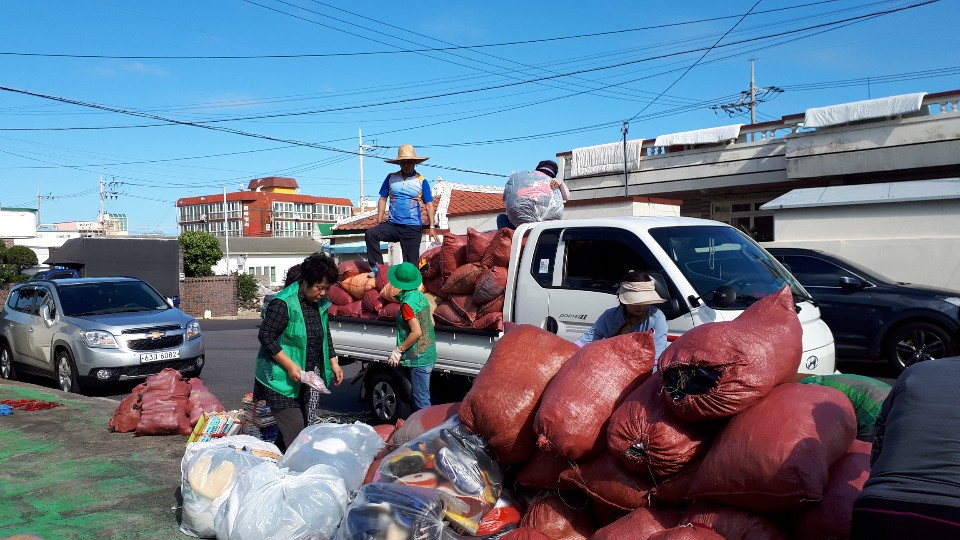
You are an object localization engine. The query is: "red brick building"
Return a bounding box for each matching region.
[176,177,353,238]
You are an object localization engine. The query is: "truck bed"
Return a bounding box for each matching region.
[328,316,500,377]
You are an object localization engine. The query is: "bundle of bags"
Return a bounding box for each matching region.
[108,368,226,436]
[327,226,514,332]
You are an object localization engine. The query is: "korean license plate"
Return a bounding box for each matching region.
[140,350,181,363]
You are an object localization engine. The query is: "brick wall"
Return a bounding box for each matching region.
[179,276,237,318]
[0,286,9,308]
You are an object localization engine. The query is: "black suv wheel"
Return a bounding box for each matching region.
[885,321,952,372]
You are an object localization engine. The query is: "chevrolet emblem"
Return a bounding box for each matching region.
[146,331,165,340]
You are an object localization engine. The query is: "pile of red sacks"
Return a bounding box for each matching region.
[108,368,225,436]
[358,287,872,540]
[326,227,514,332]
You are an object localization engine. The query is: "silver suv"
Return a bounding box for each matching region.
[0,277,204,393]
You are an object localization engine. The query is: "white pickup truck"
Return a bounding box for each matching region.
[331,217,836,423]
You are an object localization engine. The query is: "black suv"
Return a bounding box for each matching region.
[767,248,960,371]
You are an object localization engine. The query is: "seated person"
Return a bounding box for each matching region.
[575,270,669,359]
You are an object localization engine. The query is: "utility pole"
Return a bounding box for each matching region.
[621,121,630,197]
[750,58,757,125]
[358,128,365,210]
[710,60,782,141]
[224,187,230,274]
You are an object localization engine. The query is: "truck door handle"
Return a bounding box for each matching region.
[544,317,558,334]
[28,328,34,332]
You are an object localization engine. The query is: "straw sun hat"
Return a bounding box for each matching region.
[386,144,430,164]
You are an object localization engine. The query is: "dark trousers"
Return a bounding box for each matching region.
[272,391,307,452]
[365,222,423,265]
[852,497,960,539]
[496,213,516,230]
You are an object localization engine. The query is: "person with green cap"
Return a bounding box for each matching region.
[386,261,437,412]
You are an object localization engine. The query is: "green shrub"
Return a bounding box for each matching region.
[235,271,259,302]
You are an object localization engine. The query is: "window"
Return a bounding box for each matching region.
[560,228,657,293]
[6,290,20,309]
[778,255,856,288]
[14,287,36,313]
[530,229,560,287]
[270,267,277,283]
[248,268,255,276]
[711,199,775,242]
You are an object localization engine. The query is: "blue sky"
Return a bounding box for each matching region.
[1,0,957,235]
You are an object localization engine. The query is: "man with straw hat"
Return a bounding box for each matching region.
[385,262,437,412]
[574,270,669,360]
[365,144,439,276]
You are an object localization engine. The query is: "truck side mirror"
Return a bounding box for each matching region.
[648,272,684,320]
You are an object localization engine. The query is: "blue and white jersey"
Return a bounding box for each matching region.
[379,172,433,226]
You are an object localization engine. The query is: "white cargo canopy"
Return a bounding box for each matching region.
[570,139,644,178]
[802,92,927,128]
[653,124,742,147]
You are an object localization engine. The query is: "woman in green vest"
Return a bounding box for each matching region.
[386,262,437,412]
[254,253,342,451]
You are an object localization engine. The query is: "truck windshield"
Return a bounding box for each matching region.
[648,225,808,310]
[57,281,170,316]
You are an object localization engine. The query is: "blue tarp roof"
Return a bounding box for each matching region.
[321,241,388,254]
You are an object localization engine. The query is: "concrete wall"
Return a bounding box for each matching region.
[763,199,960,291]
[179,276,238,319]
[214,254,307,287]
[448,213,500,234]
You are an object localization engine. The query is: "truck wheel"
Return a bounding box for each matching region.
[0,343,16,381]
[369,372,411,424]
[56,349,82,394]
[884,321,952,372]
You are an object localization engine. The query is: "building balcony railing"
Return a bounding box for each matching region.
[271,211,347,221]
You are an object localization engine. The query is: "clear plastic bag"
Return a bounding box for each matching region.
[378,417,504,535]
[214,460,283,539]
[301,370,331,395]
[219,463,348,540]
[277,422,385,493]
[179,437,280,538]
[335,483,447,540]
[504,171,564,226]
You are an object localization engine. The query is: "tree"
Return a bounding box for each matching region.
[235,271,259,302]
[5,246,38,273]
[179,231,223,277]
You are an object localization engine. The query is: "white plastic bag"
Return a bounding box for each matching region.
[301,370,331,394]
[221,464,348,540]
[277,422,385,492]
[504,171,564,225]
[214,461,283,540]
[335,483,447,540]
[179,437,280,538]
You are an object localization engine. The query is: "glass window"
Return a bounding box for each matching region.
[14,287,36,312]
[530,229,560,287]
[6,289,20,309]
[779,255,855,288]
[270,267,277,283]
[561,228,657,293]
[56,281,169,316]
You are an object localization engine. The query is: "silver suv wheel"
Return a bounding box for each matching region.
[0,346,13,380]
[57,352,75,393]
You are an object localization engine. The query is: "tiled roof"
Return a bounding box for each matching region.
[446,189,505,216]
[217,236,324,255]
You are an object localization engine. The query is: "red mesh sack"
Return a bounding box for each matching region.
[794,439,872,540]
[108,383,146,433]
[136,371,192,436]
[423,274,447,299]
[688,383,857,511]
[515,451,577,491]
[474,266,508,304]
[418,246,442,278]
[592,507,682,540]
[449,294,479,322]
[459,325,580,464]
[339,300,363,318]
[362,289,385,314]
[473,312,503,331]
[478,295,504,317]
[680,501,788,540]
[374,263,390,290]
[467,228,498,264]
[560,451,655,511]
[481,228,515,268]
[434,301,471,327]
[535,331,656,461]
[441,233,468,279]
[500,529,553,540]
[377,302,401,322]
[657,286,802,421]
[338,260,371,282]
[388,402,461,446]
[519,495,596,540]
[186,378,225,426]
[360,309,378,319]
[373,424,396,443]
[341,274,376,300]
[649,526,725,540]
[607,376,720,478]
[327,284,354,306]
[442,263,485,295]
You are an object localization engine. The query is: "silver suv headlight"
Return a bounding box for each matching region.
[81,330,119,348]
[187,320,202,341]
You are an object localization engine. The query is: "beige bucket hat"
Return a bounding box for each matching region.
[386,144,429,164]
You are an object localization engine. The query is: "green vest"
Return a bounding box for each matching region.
[255,282,331,398]
[396,289,437,368]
